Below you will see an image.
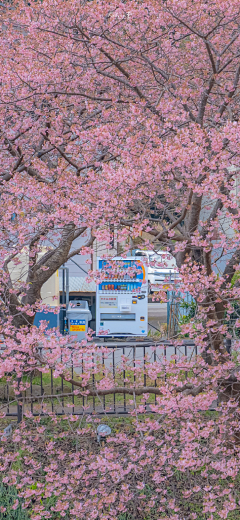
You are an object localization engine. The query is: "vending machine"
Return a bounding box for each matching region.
[96,257,148,337]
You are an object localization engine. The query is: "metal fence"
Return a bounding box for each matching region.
[0,341,197,421]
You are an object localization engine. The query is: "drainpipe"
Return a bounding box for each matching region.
[59,266,70,335]
[65,267,69,309]
[59,266,69,308]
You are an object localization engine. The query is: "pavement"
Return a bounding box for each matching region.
[148,301,167,334]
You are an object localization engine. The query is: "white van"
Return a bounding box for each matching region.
[135,250,180,293]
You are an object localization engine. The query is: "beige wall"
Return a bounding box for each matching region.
[8,248,59,307]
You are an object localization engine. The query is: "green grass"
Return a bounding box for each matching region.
[0,482,29,520]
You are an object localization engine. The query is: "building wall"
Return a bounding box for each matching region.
[8,248,59,306]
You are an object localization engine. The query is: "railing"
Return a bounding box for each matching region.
[0,341,197,421]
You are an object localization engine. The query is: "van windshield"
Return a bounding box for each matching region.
[149,253,176,267]
[149,254,164,261]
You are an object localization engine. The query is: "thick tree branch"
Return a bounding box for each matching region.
[197,76,215,125]
[151,190,193,242]
[59,375,204,397]
[67,234,95,261]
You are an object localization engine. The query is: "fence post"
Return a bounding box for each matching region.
[17,377,22,423]
[226,338,231,354]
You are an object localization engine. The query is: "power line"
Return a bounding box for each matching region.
[69,257,89,275]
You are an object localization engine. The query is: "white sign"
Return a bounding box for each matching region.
[100,296,118,309]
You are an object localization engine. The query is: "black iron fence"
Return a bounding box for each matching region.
[0,341,197,421]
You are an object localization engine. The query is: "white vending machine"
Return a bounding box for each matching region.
[96,257,148,337]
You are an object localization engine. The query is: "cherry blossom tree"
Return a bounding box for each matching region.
[1,0,240,518]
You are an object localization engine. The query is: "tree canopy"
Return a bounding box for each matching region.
[1,1,240,518]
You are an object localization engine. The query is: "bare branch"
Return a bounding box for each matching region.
[219,64,240,117]
[204,41,217,73]
[41,132,80,172]
[197,77,215,125]
[17,164,51,184]
[152,190,193,242]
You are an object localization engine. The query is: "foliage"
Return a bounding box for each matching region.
[178,299,197,325]
[1,0,240,518]
[231,271,240,288]
[1,407,240,520]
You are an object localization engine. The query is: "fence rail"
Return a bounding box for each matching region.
[0,341,197,420]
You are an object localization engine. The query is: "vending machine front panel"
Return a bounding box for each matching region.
[96,257,148,337]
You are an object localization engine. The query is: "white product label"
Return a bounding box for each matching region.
[99,296,118,309]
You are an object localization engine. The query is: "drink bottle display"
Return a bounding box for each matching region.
[99,260,145,294]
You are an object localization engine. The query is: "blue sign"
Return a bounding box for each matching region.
[70,319,86,325]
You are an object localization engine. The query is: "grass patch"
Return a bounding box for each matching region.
[0,482,29,519]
